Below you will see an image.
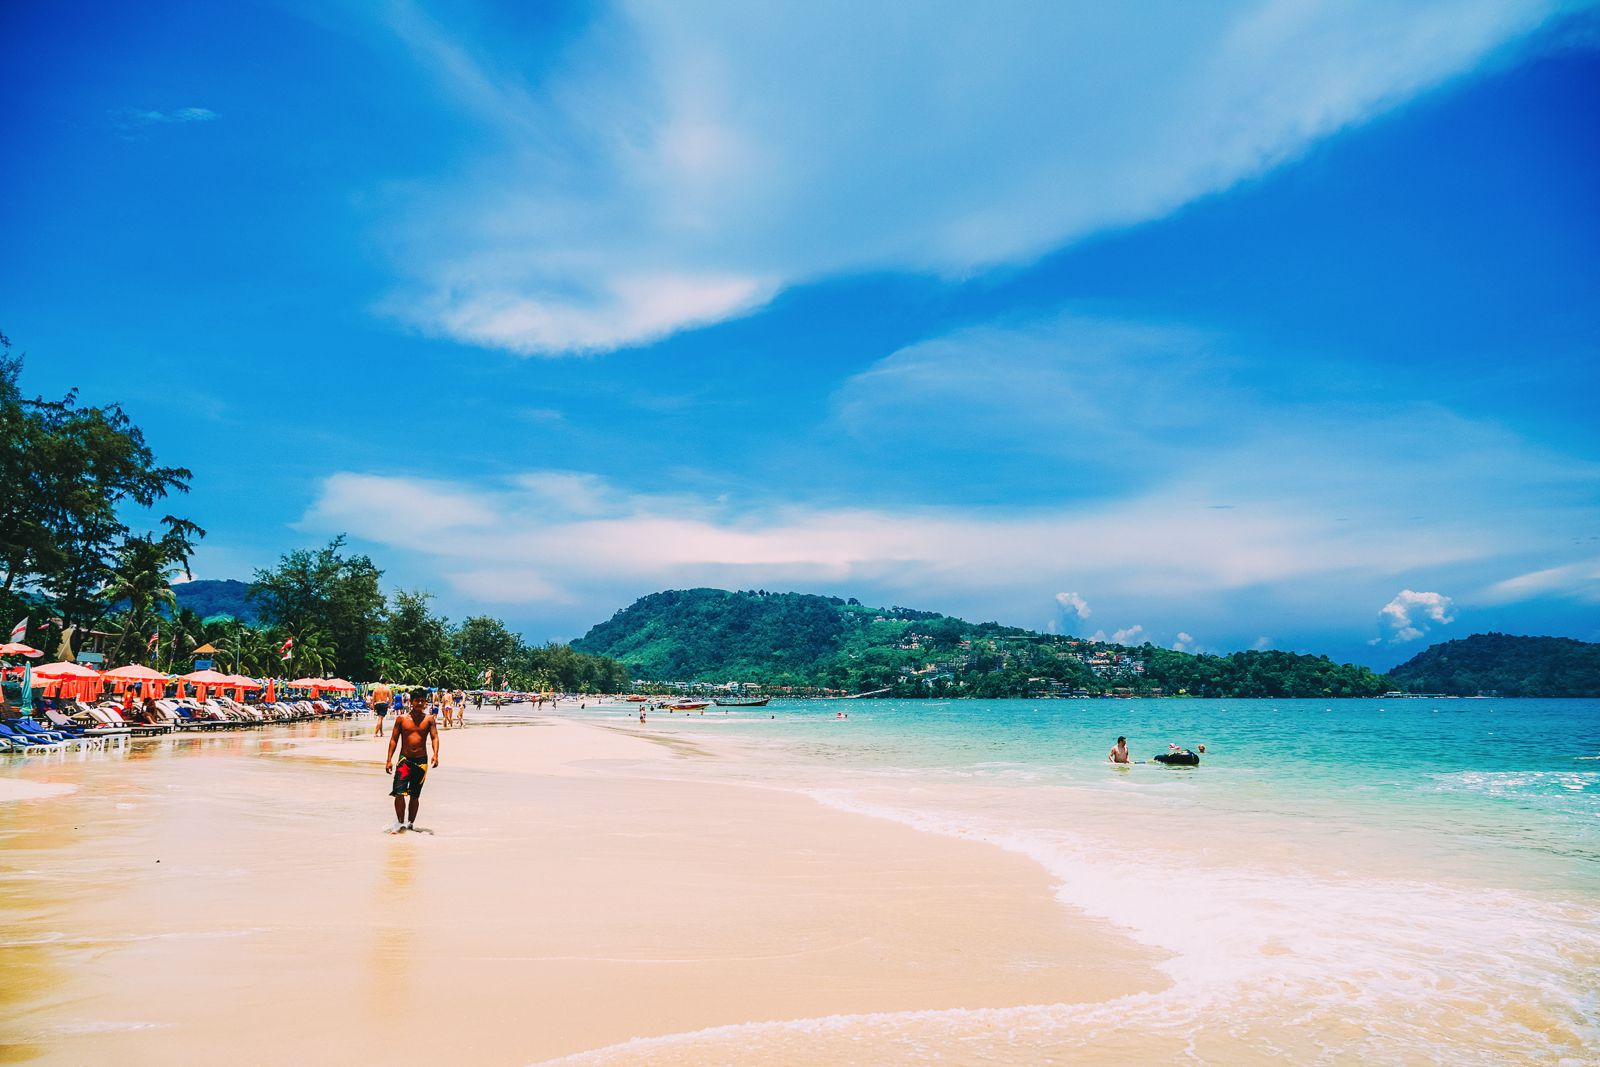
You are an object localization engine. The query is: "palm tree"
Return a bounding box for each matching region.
[163,606,208,672]
[100,535,180,664]
[287,628,335,677]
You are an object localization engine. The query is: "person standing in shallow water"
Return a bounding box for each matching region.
[1109,736,1131,764]
[385,689,440,832]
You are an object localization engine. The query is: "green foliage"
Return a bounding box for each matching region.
[573,588,853,681]
[0,331,203,634]
[1387,633,1600,697]
[171,579,260,622]
[453,615,521,667]
[249,536,385,680]
[1138,647,1389,698]
[574,588,1395,697]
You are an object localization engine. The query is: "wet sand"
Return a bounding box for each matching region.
[1,714,1164,1065]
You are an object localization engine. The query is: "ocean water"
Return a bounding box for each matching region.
[563,698,1600,1065]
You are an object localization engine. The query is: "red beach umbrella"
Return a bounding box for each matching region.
[0,643,43,658]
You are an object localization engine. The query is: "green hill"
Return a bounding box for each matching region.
[112,578,261,622]
[173,579,260,622]
[1387,633,1600,696]
[571,588,1390,697]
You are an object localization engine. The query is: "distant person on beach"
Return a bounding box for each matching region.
[385,689,440,832]
[370,681,393,737]
[1109,736,1131,764]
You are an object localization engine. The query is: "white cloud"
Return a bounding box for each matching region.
[1172,631,1200,653]
[1091,625,1147,646]
[1478,558,1600,604]
[1054,592,1092,620]
[1374,589,1456,644]
[1251,636,1273,651]
[120,106,219,126]
[294,300,1600,644]
[302,467,1494,617]
[374,0,1569,354]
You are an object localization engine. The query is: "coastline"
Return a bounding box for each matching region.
[1,712,1165,1064]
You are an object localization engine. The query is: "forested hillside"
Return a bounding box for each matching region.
[1388,633,1600,696]
[573,588,1391,697]
[172,579,259,621]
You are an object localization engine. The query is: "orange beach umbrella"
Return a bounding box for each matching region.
[179,667,237,702]
[32,660,104,703]
[32,660,102,679]
[103,663,171,700]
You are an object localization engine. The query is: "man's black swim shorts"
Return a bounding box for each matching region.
[390,756,427,798]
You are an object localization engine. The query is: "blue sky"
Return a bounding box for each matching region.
[3,0,1597,668]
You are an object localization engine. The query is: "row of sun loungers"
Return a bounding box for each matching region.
[0,696,368,756]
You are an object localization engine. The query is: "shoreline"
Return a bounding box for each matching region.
[1,712,1167,1064]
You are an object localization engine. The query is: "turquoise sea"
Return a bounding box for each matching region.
[566,697,1600,1064]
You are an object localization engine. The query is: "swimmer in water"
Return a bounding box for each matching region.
[1109,736,1131,764]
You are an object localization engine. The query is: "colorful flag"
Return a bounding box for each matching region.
[8,618,25,644]
[146,631,159,652]
[279,636,295,661]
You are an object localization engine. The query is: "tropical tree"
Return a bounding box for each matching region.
[250,536,383,679]
[284,628,335,677]
[0,334,200,630]
[101,532,194,663]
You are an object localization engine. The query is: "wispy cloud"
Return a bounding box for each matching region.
[371,0,1570,354]
[1478,558,1600,604]
[116,106,220,127]
[298,306,1600,647]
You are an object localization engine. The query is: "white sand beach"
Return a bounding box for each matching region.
[1,713,1165,1065]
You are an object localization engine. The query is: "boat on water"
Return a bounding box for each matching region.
[663,700,712,711]
[713,697,769,707]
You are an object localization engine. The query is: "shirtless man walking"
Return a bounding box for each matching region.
[370,680,393,737]
[385,689,440,832]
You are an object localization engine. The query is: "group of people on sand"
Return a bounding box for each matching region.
[368,682,468,738]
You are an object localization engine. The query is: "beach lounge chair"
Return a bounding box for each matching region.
[45,706,129,743]
[218,698,267,725]
[201,699,252,727]
[10,717,103,751]
[0,721,68,754]
[86,707,168,737]
[176,701,233,729]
